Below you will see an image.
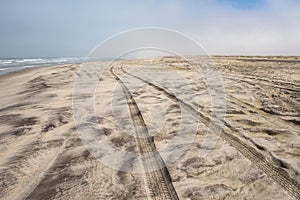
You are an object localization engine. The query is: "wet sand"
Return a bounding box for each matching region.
[0,56,299,199]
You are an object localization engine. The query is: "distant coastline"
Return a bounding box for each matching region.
[0,57,84,76]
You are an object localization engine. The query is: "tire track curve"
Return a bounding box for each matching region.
[121,66,300,200]
[110,66,179,200]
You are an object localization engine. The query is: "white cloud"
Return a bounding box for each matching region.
[177,0,300,55]
[0,0,299,57]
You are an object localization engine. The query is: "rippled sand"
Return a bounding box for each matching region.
[0,56,299,199]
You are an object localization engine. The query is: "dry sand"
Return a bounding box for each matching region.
[0,56,299,200]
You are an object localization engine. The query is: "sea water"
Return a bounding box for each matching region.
[0,57,84,76]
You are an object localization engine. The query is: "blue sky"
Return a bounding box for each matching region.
[0,0,300,57]
[217,0,266,9]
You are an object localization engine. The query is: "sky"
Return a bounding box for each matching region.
[0,0,300,58]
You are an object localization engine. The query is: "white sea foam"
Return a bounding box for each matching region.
[0,57,84,76]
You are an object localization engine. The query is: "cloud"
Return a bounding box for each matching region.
[172,0,300,55]
[0,0,299,57]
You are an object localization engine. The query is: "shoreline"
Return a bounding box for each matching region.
[0,63,80,82]
[1,55,300,78]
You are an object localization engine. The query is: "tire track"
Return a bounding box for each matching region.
[224,76,300,93]
[121,66,300,200]
[225,74,300,89]
[110,66,179,200]
[227,94,299,127]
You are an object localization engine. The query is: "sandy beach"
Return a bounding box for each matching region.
[0,56,299,200]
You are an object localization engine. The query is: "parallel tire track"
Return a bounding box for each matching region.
[224,76,300,93]
[225,73,300,89]
[121,66,300,200]
[110,67,179,200]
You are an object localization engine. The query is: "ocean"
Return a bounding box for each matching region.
[0,57,84,76]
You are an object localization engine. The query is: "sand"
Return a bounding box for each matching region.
[0,56,299,200]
